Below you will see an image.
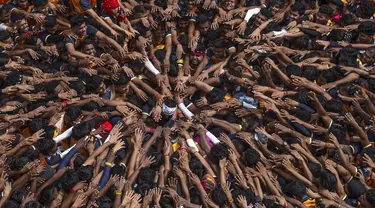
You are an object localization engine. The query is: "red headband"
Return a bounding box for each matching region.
[194,50,205,56]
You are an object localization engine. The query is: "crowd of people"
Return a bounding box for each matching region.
[1,0,375,207]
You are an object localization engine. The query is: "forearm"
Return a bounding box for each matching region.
[127,147,139,177]
[211,118,240,134]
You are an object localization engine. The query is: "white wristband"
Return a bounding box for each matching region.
[186,138,199,152]
[244,8,261,22]
[178,103,194,119]
[145,58,160,75]
[206,131,220,144]
[0,24,8,31]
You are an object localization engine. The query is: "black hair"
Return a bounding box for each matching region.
[264,22,282,34]
[69,14,86,28]
[83,75,103,92]
[137,168,156,184]
[39,185,56,204]
[112,72,130,85]
[307,162,322,176]
[366,189,375,206]
[330,124,347,144]
[66,106,82,122]
[96,196,112,208]
[34,0,48,7]
[10,188,27,204]
[269,0,284,7]
[263,198,284,208]
[0,31,10,42]
[358,0,375,18]
[82,101,100,111]
[197,14,210,25]
[36,138,56,156]
[12,157,29,171]
[71,122,91,139]
[232,187,255,205]
[0,53,9,69]
[77,165,93,181]
[302,65,319,81]
[347,178,366,199]
[11,12,25,23]
[321,68,340,83]
[285,64,302,77]
[232,139,247,154]
[260,8,273,18]
[0,4,12,14]
[211,187,228,206]
[133,5,147,14]
[3,200,19,208]
[60,171,80,192]
[320,171,337,191]
[243,147,260,167]
[243,117,260,133]
[164,99,177,108]
[324,99,343,113]
[111,164,126,176]
[149,152,163,169]
[282,180,306,199]
[210,143,229,161]
[24,201,44,208]
[159,196,174,208]
[340,14,356,26]
[189,156,204,178]
[359,21,375,36]
[73,155,87,170]
[319,5,334,16]
[330,0,344,7]
[135,182,155,196]
[69,80,85,96]
[291,2,306,15]
[44,15,57,28]
[5,71,22,88]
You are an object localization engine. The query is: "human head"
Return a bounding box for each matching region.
[34,0,49,14]
[16,0,29,10]
[242,147,260,167]
[39,185,58,204]
[316,5,333,24]
[360,189,375,208]
[81,39,96,56]
[36,138,57,156]
[345,178,366,199]
[197,14,211,36]
[77,165,94,181]
[69,14,87,37]
[71,122,91,140]
[282,180,306,199]
[319,171,337,191]
[358,22,375,44]
[356,0,375,18]
[289,2,305,21]
[211,187,228,206]
[0,4,12,23]
[210,143,229,162]
[44,15,58,34]
[102,0,120,15]
[224,0,237,11]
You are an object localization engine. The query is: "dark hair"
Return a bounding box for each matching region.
[282,180,306,198]
[211,187,228,206]
[10,188,27,204]
[111,164,126,176]
[340,14,355,26]
[71,122,91,139]
[24,201,44,208]
[36,138,56,156]
[69,14,86,28]
[302,65,319,82]
[358,0,375,18]
[366,189,375,206]
[12,157,29,171]
[61,171,80,192]
[232,139,247,154]
[324,99,343,113]
[319,5,334,16]
[113,72,130,85]
[243,147,260,167]
[285,64,302,77]
[66,106,82,122]
[39,185,56,204]
[295,109,311,122]
[197,14,210,25]
[11,12,25,23]
[307,162,322,176]
[137,168,156,183]
[330,124,347,144]
[96,196,112,208]
[133,5,147,14]
[190,156,204,178]
[260,8,273,18]
[210,143,229,161]
[0,53,9,68]
[149,152,163,169]
[347,178,366,199]
[44,15,57,28]
[320,171,337,191]
[359,21,375,36]
[69,81,85,96]
[83,75,103,92]
[77,165,93,181]
[73,154,87,170]
[291,2,305,15]
[3,200,19,208]
[164,99,177,108]
[368,78,375,93]
[34,0,48,7]
[83,101,100,111]
[0,4,12,14]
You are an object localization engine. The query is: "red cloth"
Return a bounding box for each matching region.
[102,0,119,14]
[96,121,113,136]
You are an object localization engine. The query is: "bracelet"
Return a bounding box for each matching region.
[105,162,114,167]
[130,76,136,81]
[115,190,122,195]
[164,154,169,156]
